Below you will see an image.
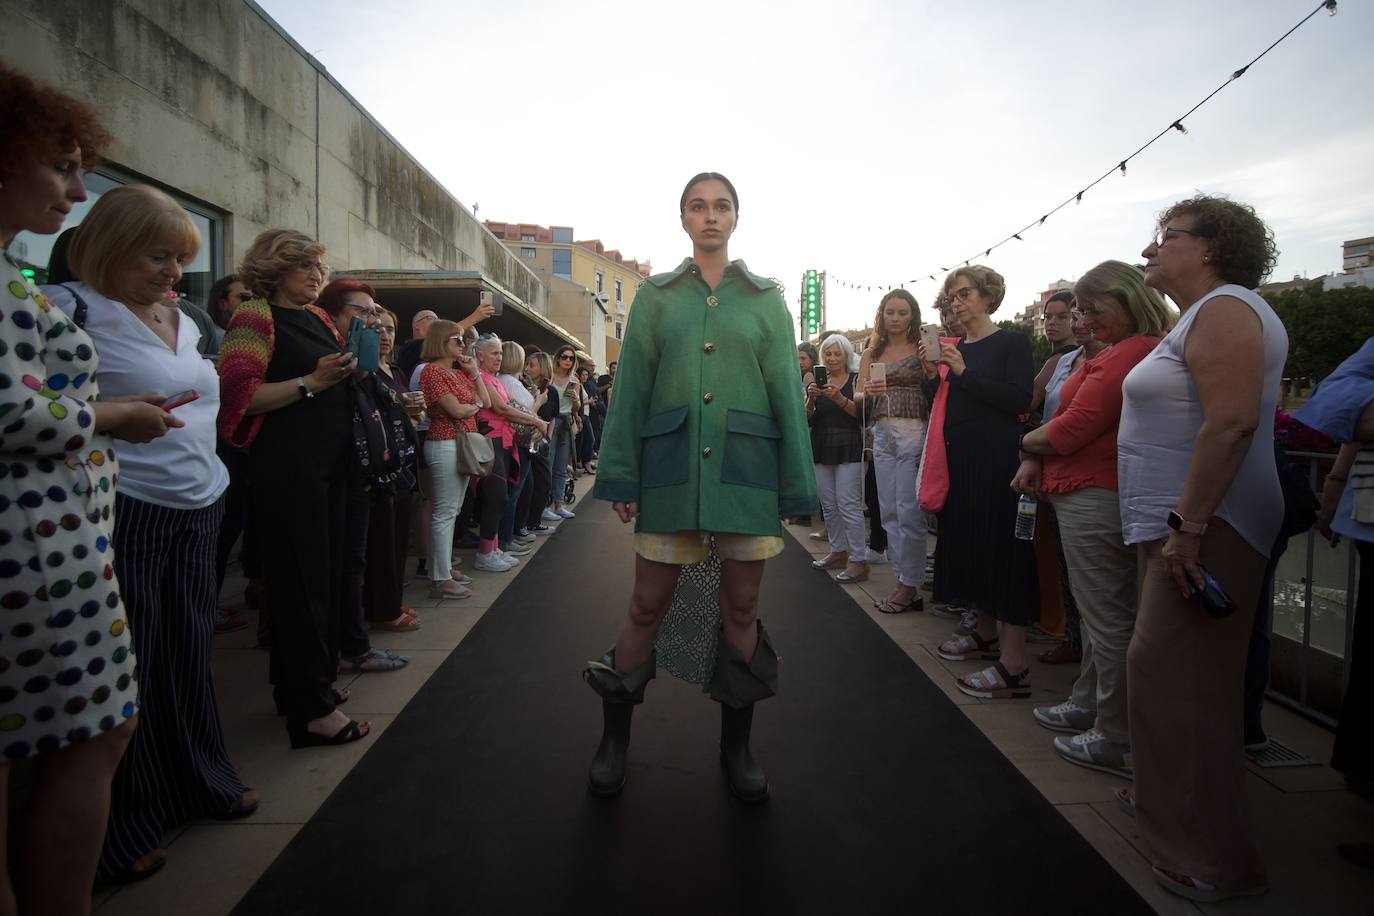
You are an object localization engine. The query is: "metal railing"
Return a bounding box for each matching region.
[1267,449,1359,728]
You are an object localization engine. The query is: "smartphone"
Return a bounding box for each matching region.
[870,362,886,385]
[1191,564,1236,618]
[482,290,505,317]
[160,389,199,410]
[922,325,943,358]
[345,316,380,373]
[812,365,829,388]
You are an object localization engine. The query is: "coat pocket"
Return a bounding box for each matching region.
[640,405,689,488]
[721,409,781,491]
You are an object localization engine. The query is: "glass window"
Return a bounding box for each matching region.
[615,278,624,302]
[596,270,604,293]
[551,227,573,244]
[521,234,536,242]
[552,248,572,280]
[521,247,536,258]
[9,166,222,309]
[615,321,623,339]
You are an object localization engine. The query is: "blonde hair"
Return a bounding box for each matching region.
[1073,260,1175,337]
[421,319,459,362]
[944,265,1007,313]
[526,351,553,382]
[238,228,327,301]
[500,341,526,376]
[67,186,201,297]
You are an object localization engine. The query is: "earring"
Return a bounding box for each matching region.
[1203,256,1211,263]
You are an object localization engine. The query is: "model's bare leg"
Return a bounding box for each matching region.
[719,558,765,657]
[612,555,684,672]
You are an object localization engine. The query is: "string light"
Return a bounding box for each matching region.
[820,1,1335,293]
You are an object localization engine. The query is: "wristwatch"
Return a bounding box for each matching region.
[296,377,314,400]
[1166,510,1206,536]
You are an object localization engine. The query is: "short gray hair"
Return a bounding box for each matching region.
[821,333,859,373]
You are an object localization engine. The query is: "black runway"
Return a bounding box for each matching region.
[232,500,1150,915]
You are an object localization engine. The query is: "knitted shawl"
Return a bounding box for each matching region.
[217,298,343,448]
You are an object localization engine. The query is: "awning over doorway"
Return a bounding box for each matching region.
[335,269,585,353]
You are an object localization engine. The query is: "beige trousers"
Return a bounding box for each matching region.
[1128,518,1267,889]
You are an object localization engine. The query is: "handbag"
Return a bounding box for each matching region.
[351,376,417,493]
[456,431,495,477]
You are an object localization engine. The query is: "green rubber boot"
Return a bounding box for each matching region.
[583,647,655,797]
[709,621,778,803]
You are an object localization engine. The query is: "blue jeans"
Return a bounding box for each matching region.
[499,450,533,545]
[550,417,573,505]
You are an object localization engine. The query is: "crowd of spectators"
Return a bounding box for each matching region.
[2,62,1369,912]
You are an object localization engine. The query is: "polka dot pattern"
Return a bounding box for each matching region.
[0,255,135,761]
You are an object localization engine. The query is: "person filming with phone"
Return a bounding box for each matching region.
[43,185,257,881]
[1117,195,1288,903]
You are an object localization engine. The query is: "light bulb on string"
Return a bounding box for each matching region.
[1118,162,1128,176]
[1326,1,1337,16]
[1172,120,1188,135]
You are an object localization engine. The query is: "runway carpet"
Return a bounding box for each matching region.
[233,500,1150,915]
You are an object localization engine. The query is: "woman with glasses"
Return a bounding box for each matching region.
[547,345,583,520]
[1117,196,1286,903]
[418,320,485,597]
[311,279,411,674]
[219,230,369,749]
[925,266,1039,699]
[1015,261,1171,780]
[584,172,818,802]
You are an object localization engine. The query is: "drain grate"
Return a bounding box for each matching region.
[1247,738,1316,768]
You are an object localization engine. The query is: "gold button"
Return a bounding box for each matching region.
[703,393,713,404]
[703,342,716,353]
[702,447,712,458]
[706,295,719,308]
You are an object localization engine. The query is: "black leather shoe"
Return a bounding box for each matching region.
[719,703,769,802]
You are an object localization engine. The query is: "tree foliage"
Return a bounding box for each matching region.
[1262,284,1374,381]
[997,320,1054,368]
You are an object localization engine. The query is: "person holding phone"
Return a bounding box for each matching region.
[585,172,818,802]
[42,185,260,881]
[857,290,931,614]
[220,229,371,751]
[807,334,867,583]
[1118,195,1288,902]
[922,266,1038,698]
[547,344,583,520]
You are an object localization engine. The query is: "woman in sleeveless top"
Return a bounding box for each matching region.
[1119,195,1288,903]
[807,334,867,583]
[857,290,929,613]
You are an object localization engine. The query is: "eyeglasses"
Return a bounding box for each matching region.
[292,258,328,276]
[950,286,977,302]
[1151,226,1209,248]
[345,302,382,316]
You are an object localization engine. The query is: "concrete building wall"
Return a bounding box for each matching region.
[1,0,546,311]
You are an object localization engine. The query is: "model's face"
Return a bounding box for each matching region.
[680,179,736,253]
[821,344,845,374]
[376,311,396,357]
[1043,300,1073,344]
[1078,296,1132,345]
[279,253,327,305]
[948,276,992,325]
[0,145,87,240]
[881,298,913,336]
[109,234,190,308]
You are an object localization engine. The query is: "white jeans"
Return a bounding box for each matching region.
[424,438,469,583]
[872,417,927,588]
[814,461,866,557]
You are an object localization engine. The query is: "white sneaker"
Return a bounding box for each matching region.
[864,548,888,564]
[474,551,514,573]
[1033,699,1095,734]
[556,506,576,519]
[542,508,562,522]
[501,542,532,557]
[494,549,520,566]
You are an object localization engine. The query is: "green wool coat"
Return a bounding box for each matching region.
[592,258,819,535]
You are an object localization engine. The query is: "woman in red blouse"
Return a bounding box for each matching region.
[418,320,486,598]
[1013,260,1173,778]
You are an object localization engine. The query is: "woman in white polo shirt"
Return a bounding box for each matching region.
[44,186,253,883]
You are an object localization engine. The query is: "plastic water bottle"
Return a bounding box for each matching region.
[1015,494,1037,540]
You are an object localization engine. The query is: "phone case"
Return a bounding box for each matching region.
[346,316,381,373]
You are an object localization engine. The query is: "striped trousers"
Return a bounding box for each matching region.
[98,493,246,879]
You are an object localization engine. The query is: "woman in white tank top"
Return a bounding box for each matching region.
[1118,195,1287,904]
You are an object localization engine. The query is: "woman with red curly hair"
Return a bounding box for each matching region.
[0,64,184,906]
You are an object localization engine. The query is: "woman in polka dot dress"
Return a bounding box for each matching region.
[0,63,181,913]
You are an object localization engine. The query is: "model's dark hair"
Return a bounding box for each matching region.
[679,172,739,215]
[1046,290,1075,307]
[867,289,921,359]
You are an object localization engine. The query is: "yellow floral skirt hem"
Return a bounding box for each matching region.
[635,531,784,564]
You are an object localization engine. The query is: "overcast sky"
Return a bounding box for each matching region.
[259,0,1373,334]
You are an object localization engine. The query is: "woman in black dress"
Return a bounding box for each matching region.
[922,266,1039,698]
[218,229,368,748]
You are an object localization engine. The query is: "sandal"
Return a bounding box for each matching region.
[216,788,262,821]
[339,647,409,673]
[937,631,999,661]
[374,610,422,632]
[956,661,1032,699]
[1151,865,1266,903]
[877,595,923,614]
[288,718,371,749]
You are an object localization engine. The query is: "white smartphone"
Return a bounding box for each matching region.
[870,362,886,385]
[921,325,942,357]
